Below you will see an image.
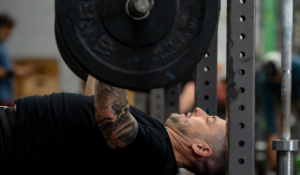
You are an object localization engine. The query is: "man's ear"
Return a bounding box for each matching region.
[192,144,212,157]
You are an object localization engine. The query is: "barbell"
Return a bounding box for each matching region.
[55,25,89,81]
[55,0,220,90]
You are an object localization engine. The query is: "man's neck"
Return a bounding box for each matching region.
[165,126,190,168]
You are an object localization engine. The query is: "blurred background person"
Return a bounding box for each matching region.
[257,51,300,168]
[0,14,31,107]
[0,14,15,107]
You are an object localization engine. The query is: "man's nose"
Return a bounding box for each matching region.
[194,107,209,118]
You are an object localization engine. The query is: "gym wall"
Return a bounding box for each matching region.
[0,0,83,94]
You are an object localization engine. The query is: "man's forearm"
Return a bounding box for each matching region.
[94,80,138,149]
[85,75,96,96]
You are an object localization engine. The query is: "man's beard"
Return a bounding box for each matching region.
[167,113,190,136]
[168,113,180,123]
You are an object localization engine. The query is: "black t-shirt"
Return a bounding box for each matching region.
[3,93,178,175]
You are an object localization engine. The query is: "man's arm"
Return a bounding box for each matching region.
[94,80,138,149]
[85,75,96,96]
[180,81,195,113]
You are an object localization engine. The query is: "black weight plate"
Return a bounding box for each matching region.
[55,22,88,81]
[55,0,220,90]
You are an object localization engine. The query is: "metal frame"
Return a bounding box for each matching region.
[226,0,255,174]
[165,84,181,117]
[150,88,165,124]
[134,92,148,113]
[150,84,181,124]
[195,33,218,115]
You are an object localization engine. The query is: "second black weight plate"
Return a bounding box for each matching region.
[55,22,88,81]
[55,0,220,90]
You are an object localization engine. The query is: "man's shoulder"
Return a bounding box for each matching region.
[48,92,95,106]
[102,106,178,175]
[130,105,167,133]
[52,92,94,99]
[129,106,173,158]
[16,92,93,101]
[16,93,94,110]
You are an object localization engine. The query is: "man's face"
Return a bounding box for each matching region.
[165,108,226,139]
[0,26,12,41]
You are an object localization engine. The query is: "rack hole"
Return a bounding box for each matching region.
[239,141,245,147]
[239,70,245,75]
[240,16,246,22]
[156,104,161,109]
[240,87,245,93]
[205,110,209,114]
[240,52,245,58]
[240,34,246,40]
[204,81,210,86]
[170,102,175,106]
[204,96,209,100]
[170,91,175,95]
[156,114,161,119]
[239,159,245,164]
[205,53,210,58]
[239,105,245,111]
[239,123,245,129]
[204,67,210,72]
[240,0,246,4]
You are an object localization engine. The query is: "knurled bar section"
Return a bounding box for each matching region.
[226,0,255,174]
[195,33,218,115]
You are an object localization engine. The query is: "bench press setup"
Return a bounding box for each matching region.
[54,0,298,174]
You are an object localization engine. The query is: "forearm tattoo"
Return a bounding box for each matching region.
[94,81,138,149]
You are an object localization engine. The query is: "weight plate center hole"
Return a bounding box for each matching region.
[126,0,154,20]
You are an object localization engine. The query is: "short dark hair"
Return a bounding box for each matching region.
[0,14,14,28]
[203,137,226,175]
[196,130,226,175]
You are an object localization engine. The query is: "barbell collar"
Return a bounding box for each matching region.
[130,0,151,16]
[127,0,154,20]
[272,140,299,151]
